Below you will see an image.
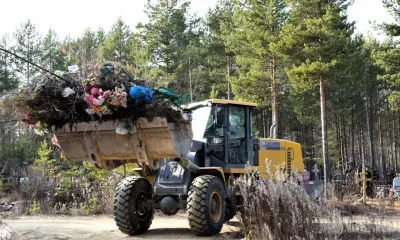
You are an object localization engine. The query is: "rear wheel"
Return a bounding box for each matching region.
[187,175,226,236]
[114,176,154,235]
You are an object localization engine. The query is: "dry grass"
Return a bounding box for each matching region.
[0,166,122,217]
[233,170,400,240]
[235,175,320,239]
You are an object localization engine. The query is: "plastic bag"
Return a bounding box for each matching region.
[67,64,79,73]
[129,85,152,103]
[116,123,128,135]
[62,87,75,97]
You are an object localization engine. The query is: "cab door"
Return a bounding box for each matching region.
[226,105,258,167]
[227,106,247,164]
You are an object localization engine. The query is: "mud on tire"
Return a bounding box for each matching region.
[187,175,226,236]
[114,176,154,235]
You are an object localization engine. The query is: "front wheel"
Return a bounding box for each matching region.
[187,175,226,236]
[114,176,154,235]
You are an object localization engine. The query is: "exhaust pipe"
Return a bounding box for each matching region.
[269,123,276,139]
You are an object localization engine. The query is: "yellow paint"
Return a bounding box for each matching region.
[222,139,304,179]
[145,175,156,185]
[198,167,226,183]
[223,167,266,174]
[210,99,258,107]
[257,139,304,179]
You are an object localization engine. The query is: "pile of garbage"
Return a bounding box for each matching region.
[3,62,189,130]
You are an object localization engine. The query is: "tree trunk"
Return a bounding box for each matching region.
[337,115,345,174]
[343,116,348,172]
[0,160,8,176]
[351,109,356,170]
[320,76,330,194]
[188,49,193,103]
[394,112,398,172]
[390,114,395,172]
[365,81,375,169]
[361,129,366,169]
[379,111,386,183]
[262,108,266,138]
[227,57,231,100]
[357,118,363,167]
[271,57,278,139]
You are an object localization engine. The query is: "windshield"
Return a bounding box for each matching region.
[191,106,212,141]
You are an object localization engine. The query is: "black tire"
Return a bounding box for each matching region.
[187,175,226,236]
[224,198,236,222]
[114,176,154,235]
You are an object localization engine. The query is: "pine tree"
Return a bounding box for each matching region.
[78,28,98,64]
[225,0,287,137]
[33,140,57,177]
[128,35,162,82]
[276,0,354,185]
[95,28,106,49]
[374,0,400,110]
[0,34,18,93]
[98,18,132,63]
[204,0,236,99]
[40,29,65,72]
[60,35,79,68]
[13,19,41,86]
[138,0,191,81]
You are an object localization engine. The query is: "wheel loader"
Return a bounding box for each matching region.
[55,99,304,236]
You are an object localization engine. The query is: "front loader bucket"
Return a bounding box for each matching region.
[55,117,193,170]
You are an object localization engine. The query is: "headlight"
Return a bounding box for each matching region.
[212,137,223,144]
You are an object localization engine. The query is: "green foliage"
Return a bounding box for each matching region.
[0,35,19,93]
[129,41,160,82]
[382,0,400,37]
[13,19,41,86]
[203,1,235,99]
[61,35,79,67]
[210,85,219,99]
[224,0,287,106]
[79,194,102,215]
[278,0,352,85]
[328,130,341,168]
[275,0,354,124]
[40,29,65,72]
[28,200,40,215]
[82,161,108,182]
[98,18,132,63]
[373,38,400,111]
[138,0,190,75]
[112,163,138,177]
[32,140,57,177]
[0,127,42,171]
[137,0,206,99]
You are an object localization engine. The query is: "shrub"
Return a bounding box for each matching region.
[234,170,320,240]
[233,165,400,240]
[28,200,40,215]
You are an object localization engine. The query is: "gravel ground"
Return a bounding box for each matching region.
[4,213,241,240]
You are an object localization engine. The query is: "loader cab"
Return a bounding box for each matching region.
[188,99,258,168]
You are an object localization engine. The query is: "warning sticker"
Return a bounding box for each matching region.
[260,140,281,150]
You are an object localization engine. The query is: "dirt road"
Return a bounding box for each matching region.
[4,213,240,240]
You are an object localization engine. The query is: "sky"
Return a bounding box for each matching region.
[0,0,394,40]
